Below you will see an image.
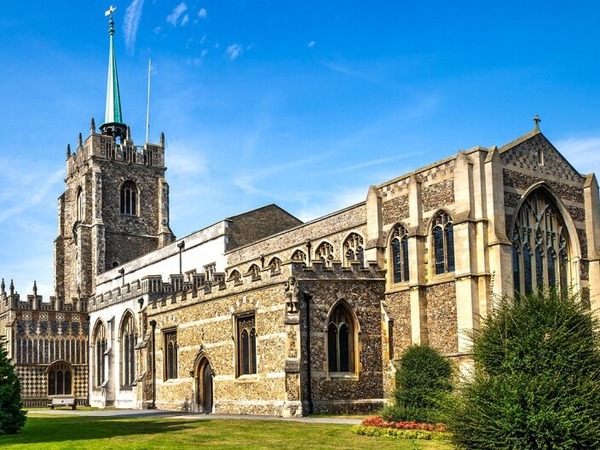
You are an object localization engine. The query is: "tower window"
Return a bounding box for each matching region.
[120,180,138,215]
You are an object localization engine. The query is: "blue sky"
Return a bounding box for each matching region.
[2,1,600,297]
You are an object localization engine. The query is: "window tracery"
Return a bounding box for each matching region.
[512,191,569,295]
[432,212,455,274]
[120,180,138,215]
[343,233,364,267]
[327,302,356,374]
[390,225,410,283]
[315,242,335,266]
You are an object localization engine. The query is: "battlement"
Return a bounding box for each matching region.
[0,280,87,314]
[66,127,165,178]
[88,259,384,313]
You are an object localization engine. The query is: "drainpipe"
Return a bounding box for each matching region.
[177,241,185,274]
[149,319,157,409]
[304,292,313,415]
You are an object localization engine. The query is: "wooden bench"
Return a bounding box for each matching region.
[48,397,76,410]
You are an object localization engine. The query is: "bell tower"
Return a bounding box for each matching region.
[54,8,175,304]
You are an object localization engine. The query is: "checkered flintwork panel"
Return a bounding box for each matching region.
[16,364,89,404]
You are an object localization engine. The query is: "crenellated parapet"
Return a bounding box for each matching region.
[0,279,87,314]
[66,124,165,178]
[88,259,385,313]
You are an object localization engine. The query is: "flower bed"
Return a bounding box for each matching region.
[352,416,449,440]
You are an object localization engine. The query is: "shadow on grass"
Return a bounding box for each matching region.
[0,415,207,446]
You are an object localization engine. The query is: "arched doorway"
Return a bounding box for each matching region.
[195,358,213,413]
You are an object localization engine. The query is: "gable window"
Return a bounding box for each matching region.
[512,190,569,296]
[432,212,455,274]
[327,302,356,374]
[236,314,257,376]
[120,313,136,388]
[315,242,335,267]
[48,362,72,396]
[93,323,107,387]
[164,330,178,380]
[343,233,365,267]
[120,180,138,215]
[390,225,410,283]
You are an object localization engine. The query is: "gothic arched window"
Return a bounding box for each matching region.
[512,190,570,295]
[327,302,356,374]
[164,329,178,380]
[237,314,257,376]
[120,180,138,216]
[268,257,282,275]
[315,241,335,267]
[432,212,455,274]
[390,225,410,283]
[343,233,365,267]
[291,249,307,263]
[48,362,73,396]
[93,322,107,387]
[120,312,136,388]
[76,187,83,222]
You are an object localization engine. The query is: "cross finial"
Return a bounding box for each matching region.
[533,114,541,131]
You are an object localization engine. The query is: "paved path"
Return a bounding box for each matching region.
[30,408,363,425]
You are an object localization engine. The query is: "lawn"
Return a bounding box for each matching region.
[0,413,453,450]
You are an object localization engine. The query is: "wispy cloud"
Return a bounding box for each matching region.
[555,135,600,176]
[0,166,63,223]
[167,3,188,26]
[123,0,145,53]
[226,43,243,61]
[198,8,207,19]
[308,40,316,48]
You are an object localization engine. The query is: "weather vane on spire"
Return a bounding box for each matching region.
[105,5,117,17]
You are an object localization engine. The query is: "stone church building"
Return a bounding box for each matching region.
[2,12,600,415]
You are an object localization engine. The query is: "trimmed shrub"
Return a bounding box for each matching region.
[0,343,26,435]
[387,344,453,424]
[448,290,600,449]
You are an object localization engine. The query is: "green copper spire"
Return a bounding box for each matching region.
[100,6,127,140]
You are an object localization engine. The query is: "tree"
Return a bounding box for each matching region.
[383,344,453,423]
[448,290,600,449]
[0,342,26,435]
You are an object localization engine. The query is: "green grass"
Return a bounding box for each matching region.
[0,414,453,449]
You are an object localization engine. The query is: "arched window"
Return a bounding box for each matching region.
[432,212,455,274]
[48,362,72,396]
[343,233,365,267]
[93,322,107,387]
[237,314,257,376]
[120,180,138,216]
[291,249,307,263]
[390,225,410,283]
[315,242,335,267]
[512,190,570,296]
[268,257,282,275]
[228,269,242,284]
[327,302,356,374]
[164,330,178,380]
[76,187,83,222]
[247,264,261,281]
[120,313,136,388]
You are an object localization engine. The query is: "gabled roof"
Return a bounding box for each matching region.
[499,129,585,183]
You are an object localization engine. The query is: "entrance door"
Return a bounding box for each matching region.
[196,359,213,413]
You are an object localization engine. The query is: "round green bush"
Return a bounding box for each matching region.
[448,290,600,450]
[387,344,453,423]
